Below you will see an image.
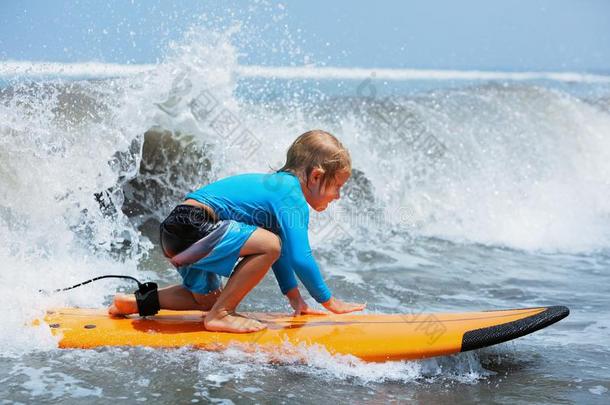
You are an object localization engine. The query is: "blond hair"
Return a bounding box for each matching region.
[277,130,351,187]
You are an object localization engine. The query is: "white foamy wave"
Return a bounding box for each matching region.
[199,342,490,385]
[0,60,152,79]
[0,26,251,356]
[9,362,103,400]
[0,65,154,356]
[237,65,610,84]
[351,84,610,253]
[4,345,490,403]
[2,60,610,83]
[279,344,489,384]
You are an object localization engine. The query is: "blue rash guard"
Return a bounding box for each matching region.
[184,171,332,303]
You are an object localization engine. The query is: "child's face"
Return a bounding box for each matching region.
[306,169,350,212]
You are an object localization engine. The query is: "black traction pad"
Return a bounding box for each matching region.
[461,306,570,352]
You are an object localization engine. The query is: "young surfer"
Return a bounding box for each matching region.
[109,130,365,332]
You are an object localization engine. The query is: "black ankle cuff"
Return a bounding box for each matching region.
[135,282,160,317]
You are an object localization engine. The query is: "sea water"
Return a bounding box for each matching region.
[1,28,609,404]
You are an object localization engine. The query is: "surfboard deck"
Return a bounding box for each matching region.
[42,306,569,361]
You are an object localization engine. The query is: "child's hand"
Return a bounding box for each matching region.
[286,288,326,316]
[322,297,366,314]
[292,299,327,316]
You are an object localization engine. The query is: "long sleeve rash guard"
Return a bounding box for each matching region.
[184,171,332,303]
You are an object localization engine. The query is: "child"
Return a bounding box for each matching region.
[109,130,365,333]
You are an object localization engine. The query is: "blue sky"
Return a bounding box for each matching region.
[1,0,609,72]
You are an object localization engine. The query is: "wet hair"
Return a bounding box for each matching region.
[277,130,352,188]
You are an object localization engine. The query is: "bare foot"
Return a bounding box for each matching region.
[108,293,138,317]
[204,310,267,333]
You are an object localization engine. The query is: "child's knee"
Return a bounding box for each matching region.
[266,233,281,262]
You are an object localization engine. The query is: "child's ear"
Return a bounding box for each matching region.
[310,168,325,185]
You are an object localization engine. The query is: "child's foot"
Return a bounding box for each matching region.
[204,310,267,333]
[108,293,138,317]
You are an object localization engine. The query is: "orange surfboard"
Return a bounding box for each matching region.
[43,306,569,362]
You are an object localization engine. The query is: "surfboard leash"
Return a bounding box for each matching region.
[43,275,143,293]
[39,275,160,317]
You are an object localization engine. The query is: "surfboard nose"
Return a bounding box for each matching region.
[460,305,570,352]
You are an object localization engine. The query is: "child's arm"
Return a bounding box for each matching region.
[273,257,362,314]
[274,203,364,313]
[270,244,330,303]
[271,254,298,295]
[271,254,327,315]
[275,214,332,303]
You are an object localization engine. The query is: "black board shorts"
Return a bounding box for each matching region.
[159,204,225,259]
[158,204,257,294]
